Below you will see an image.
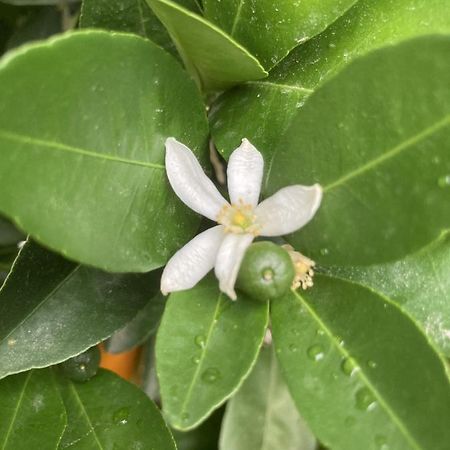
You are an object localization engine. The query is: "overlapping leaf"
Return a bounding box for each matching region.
[146,0,267,91]
[326,232,450,356]
[57,369,176,449]
[0,369,66,449]
[0,30,208,272]
[220,345,316,450]
[0,241,160,379]
[204,0,357,69]
[272,276,450,450]
[267,36,450,266]
[210,0,450,159]
[156,275,269,430]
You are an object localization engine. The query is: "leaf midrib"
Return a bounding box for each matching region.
[69,382,104,449]
[1,371,32,450]
[323,115,450,192]
[0,128,165,170]
[0,266,80,350]
[179,294,223,420]
[291,289,422,450]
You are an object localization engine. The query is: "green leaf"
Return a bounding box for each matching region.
[271,276,450,450]
[0,369,66,449]
[0,30,208,272]
[80,0,178,57]
[203,0,357,69]
[56,369,176,450]
[0,240,160,379]
[172,408,224,450]
[210,0,450,159]
[156,275,269,430]
[104,291,166,354]
[326,231,450,357]
[220,345,316,450]
[1,0,77,5]
[145,0,267,91]
[268,36,450,266]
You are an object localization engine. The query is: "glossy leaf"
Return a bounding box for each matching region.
[156,275,269,430]
[203,0,357,69]
[220,345,316,450]
[327,231,450,356]
[145,0,267,91]
[80,0,177,57]
[0,240,160,379]
[268,36,450,266]
[210,0,450,159]
[57,369,176,449]
[0,30,208,272]
[272,276,450,450]
[105,291,166,354]
[0,369,66,449]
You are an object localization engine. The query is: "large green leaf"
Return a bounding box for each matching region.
[210,0,450,159]
[327,231,450,356]
[271,276,450,450]
[57,369,176,449]
[145,0,267,91]
[0,369,66,449]
[219,345,316,450]
[0,30,208,272]
[268,36,450,266]
[203,0,357,69]
[0,240,160,379]
[80,0,177,57]
[156,275,269,430]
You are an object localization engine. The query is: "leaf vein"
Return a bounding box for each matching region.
[0,129,165,170]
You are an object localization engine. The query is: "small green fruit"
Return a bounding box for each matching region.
[60,345,100,382]
[237,241,295,301]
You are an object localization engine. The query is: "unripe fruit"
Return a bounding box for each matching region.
[237,241,295,301]
[60,345,100,382]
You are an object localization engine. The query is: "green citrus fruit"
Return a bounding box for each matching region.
[237,241,295,301]
[60,345,100,382]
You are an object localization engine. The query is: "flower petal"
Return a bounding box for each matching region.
[227,138,264,207]
[256,184,322,236]
[161,225,225,295]
[165,138,228,221]
[214,232,254,300]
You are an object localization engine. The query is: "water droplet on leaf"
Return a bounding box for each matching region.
[202,367,221,383]
[341,357,359,376]
[113,407,130,425]
[355,387,376,411]
[194,335,206,349]
[307,344,325,361]
[367,360,377,369]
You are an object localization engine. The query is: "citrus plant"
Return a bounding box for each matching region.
[0,0,449,449]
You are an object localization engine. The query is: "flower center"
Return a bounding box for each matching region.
[217,201,260,235]
[282,244,316,290]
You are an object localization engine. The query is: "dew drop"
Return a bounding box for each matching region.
[316,329,325,336]
[367,360,377,369]
[320,248,329,256]
[191,356,200,365]
[307,344,325,361]
[201,367,221,383]
[437,175,450,188]
[288,344,298,352]
[113,407,130,425]
[194,335,206,349]
[355,387,376,411]
[341,357,359,376]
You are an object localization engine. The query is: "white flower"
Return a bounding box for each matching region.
[161,138,322,300]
